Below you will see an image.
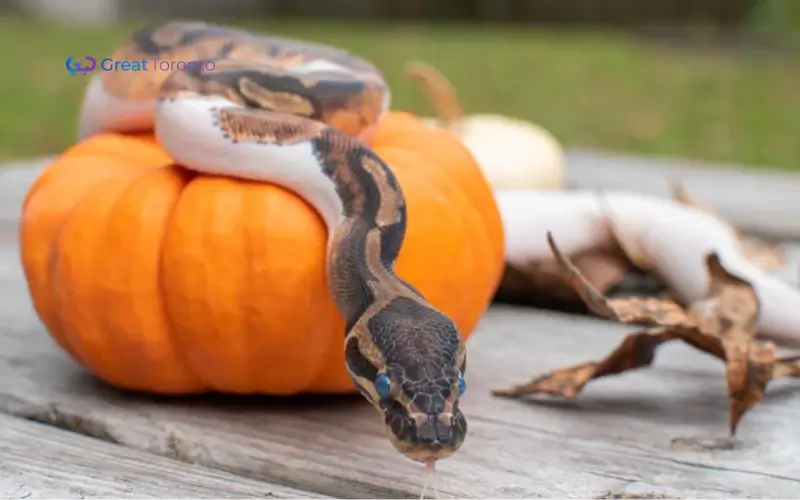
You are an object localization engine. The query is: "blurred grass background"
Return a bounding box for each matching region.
[0,0,798,170]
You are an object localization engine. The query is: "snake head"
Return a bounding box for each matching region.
[345,305,468,463]
[378,362,468,462]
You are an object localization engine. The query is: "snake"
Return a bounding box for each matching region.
[77,21,468,463]
[497,189,800,346]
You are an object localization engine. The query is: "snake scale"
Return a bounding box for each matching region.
[77,21,468,463]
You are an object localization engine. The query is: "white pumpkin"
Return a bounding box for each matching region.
[406,60,565,191]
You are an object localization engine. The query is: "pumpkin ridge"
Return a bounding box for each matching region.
[49,170,145,385]
[21,158,152,365]
[159,176,229,392]
[239,184,332,392]
[248,181,343,393]
[111,165,204,392]
[43,218,84,363]
[152,167,218,393]
[94,165,191,390]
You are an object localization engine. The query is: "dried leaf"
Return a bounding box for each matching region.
[568,252,634,294]
[493,326,684,399]
[691,253,769,433]
[670,177,697,209]
[726,342,775,434]
[774,355,800,378]
[494,231,800,435]
[499,249,635,301]
[547,231,687,327]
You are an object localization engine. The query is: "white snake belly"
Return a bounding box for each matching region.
[496,189,800,346]
[155,96,344,230]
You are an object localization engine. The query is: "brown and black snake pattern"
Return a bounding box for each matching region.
[105,21,388,138]
[111,21,469,462]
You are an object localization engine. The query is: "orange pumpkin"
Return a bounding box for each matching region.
[20,111,505,395]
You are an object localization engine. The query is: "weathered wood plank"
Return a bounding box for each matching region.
[0,235,798,498]
[0,413,329,499]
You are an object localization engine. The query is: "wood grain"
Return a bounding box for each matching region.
[0,413,329,499]
[0,234,798,499]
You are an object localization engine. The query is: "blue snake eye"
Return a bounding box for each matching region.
[457,373,467,396]
[374,373,392,399]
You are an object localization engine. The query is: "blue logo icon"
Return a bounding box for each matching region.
[66,56,97,76]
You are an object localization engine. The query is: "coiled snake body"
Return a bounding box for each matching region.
[78,21,468,462]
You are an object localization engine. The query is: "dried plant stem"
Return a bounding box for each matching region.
[406,60,463,131]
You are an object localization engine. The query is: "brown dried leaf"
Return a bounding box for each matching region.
[690,253,768,433]
[546,232,688,327]
[670,177,706,214]
[774,355,800,378]
[690,252,760,334]
[494,231,800,435]
[499,248,633,301]
[567,251,634,295]
[493,326,682,399]
[726,342,775,434]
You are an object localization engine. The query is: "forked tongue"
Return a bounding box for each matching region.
[419,457,440,499]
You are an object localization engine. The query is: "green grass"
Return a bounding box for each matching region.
[751,0,800,37]
[1,17,798,170]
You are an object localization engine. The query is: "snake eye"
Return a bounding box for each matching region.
[374,373,391,399]
[457,373,467,396]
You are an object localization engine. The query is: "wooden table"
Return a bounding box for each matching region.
[1,156,799,499]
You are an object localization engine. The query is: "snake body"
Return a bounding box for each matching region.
[78,21,468,463]
[498,189,800,346]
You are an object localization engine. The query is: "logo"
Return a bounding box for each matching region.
[66,56,97,76]
[66,56,216,75]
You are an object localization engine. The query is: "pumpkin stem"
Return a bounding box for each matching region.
[405,60,463,130]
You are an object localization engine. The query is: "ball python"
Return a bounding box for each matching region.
[497,189,800,346]
[77,21,467,464]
